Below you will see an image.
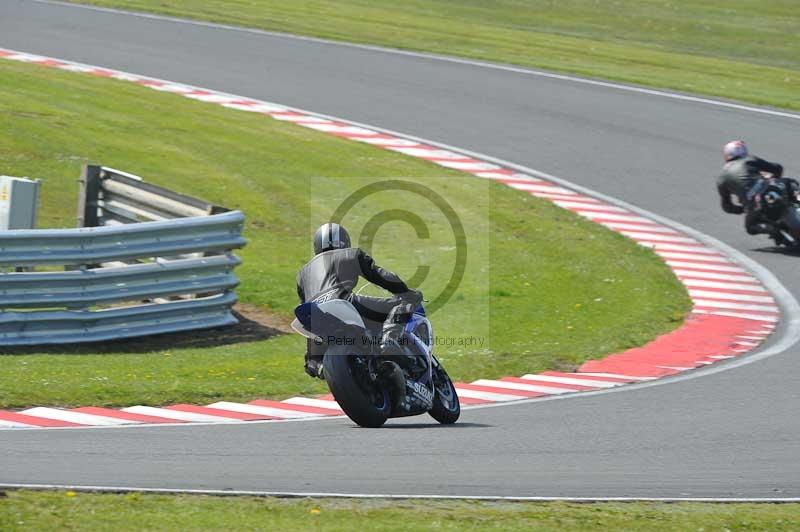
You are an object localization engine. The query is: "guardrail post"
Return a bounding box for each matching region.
[77,164,102,228]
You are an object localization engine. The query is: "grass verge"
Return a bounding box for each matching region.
[0,58,689,408]
[67,0,799,111]
[1,491,799,531]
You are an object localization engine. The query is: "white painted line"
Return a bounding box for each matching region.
[301,123,378,135]
[206,401,319,419]
[577,373,657,381]
[553,201,627,213]
[619,231,697,244]
[506,173,545,181]
[674,270,760,283]
[434,160,502,171]
[737,335,767,341]
[656,251,730,263]
[692,299,779,313]
[122,406,242,423]
[147,83,195,94]
[352,137,420,146]
[689,290,774,304]
[733,341,759,347]
[473,171,515,179]
[387,147,468,160]
[4,52,48,62]
[453,388,525,402]
[507,182,575,195]
[639,242,718,254]
[219,102,289,113]
[665,260,747,274]
[7,479,800,502]
[269,114,332,123]
[471,379,578,395]
[601,222,678,234]
[281,397,343,411]
[682,278,766,292]
[20,408,134,426]
[183,93,240,104]
[60,63,104,74]
[476,172,542,182]
[531,192,601,203]
[520,374,620,388]
[575,211,655,224]
[110,73,146,82]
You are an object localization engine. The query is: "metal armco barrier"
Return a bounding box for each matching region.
[0,212,246,266]
[0,165,246,346]
[78,165,229,226]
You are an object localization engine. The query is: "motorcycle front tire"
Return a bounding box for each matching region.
[429,363,460,425]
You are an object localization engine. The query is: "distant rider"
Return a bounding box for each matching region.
[716,140,791,239]
[296,223,422,379]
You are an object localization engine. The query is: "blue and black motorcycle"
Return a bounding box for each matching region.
[753,176,800,248]
[292,287,460,428]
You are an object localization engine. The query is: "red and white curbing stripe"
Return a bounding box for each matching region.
[0,48,781,429]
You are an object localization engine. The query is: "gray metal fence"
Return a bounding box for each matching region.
[78,165,229,227]
[0,165,246,346]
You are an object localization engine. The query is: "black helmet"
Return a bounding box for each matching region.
[313,223,351,255]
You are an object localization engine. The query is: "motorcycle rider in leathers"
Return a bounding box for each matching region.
[296,223,423,379]
[717,140,800,242]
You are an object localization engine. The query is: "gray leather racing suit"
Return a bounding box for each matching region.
[296,248,421,371]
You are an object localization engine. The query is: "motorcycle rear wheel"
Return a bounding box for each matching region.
[324,346,391,428]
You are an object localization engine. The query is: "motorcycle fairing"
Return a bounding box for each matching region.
[294,299,367,338]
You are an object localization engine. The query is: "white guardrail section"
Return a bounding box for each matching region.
[0,166,246,346]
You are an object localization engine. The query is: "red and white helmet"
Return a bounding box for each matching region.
[723,140,748,162]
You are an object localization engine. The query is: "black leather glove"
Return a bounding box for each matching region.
[402,289,423,305]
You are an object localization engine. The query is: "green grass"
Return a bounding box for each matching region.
[2,491,800,531]
[0,58,689,408]
[68,0,800,111]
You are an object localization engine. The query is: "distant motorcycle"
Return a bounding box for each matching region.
[292,287,460,428]
[752,177,800,248]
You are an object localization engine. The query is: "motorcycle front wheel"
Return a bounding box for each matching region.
[429,360,460,425]
[324,345,391,428]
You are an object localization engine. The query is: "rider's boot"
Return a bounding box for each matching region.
[747,222,777,236]
[377,302,416,409]
[377,360,406,410]
[304,354,325,380]
[379,302,414,357]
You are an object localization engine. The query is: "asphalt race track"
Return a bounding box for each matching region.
[1,0,799,499]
